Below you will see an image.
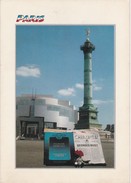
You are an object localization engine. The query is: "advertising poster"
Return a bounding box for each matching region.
[44,132,74,165]
[73,130,106,165]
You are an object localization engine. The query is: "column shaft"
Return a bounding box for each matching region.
[84,52,92,106]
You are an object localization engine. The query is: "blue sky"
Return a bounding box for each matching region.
[16,25,114,128]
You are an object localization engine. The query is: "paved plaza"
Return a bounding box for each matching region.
[16,139,114,168]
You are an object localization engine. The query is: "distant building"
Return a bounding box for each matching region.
[104,124,114,133]
[16,94,78,138]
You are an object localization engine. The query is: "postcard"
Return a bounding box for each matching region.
[0,0,130,183]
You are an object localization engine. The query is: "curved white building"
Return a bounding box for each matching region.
[16,94,78,138]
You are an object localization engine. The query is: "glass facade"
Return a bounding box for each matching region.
[16,95,78,130]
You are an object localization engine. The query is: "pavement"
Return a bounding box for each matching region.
[16,139,114,168]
